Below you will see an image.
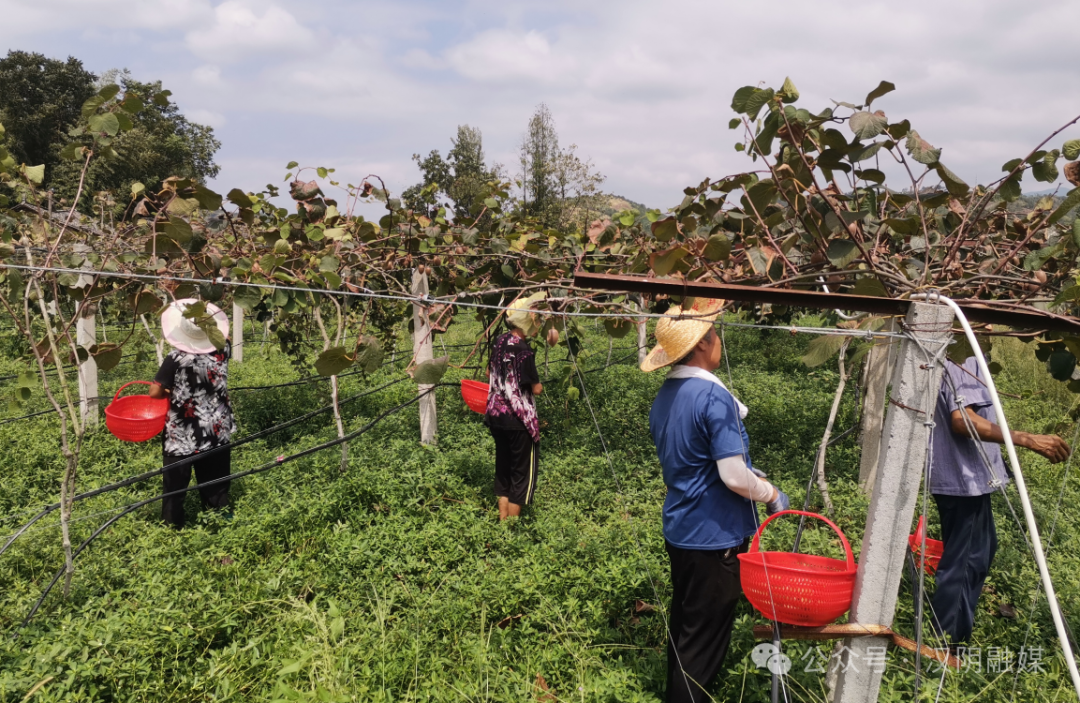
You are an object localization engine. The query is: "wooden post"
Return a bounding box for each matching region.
[833,302,953,703]
[412,269,437,445]
[76,302,98,427]
[857,318,898,495]
[232,302,243,363]
[636,296,647,365]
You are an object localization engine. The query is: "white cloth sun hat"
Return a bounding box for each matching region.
[161,298,230,355]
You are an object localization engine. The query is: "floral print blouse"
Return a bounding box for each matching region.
[153,347,236,456]
[485,332,540,443]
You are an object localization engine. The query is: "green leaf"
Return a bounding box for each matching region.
[413,355,449,384]
[1032,150,1060,183]
[802,334,849,367]
[277,660,304,677]
[90,343,123,372]
[567,386,580,402]
[97,83,120,102]
[233,286,263,311]
[778,77,800,103]
[15,371,36,389]
[849,111,888,140]
[999,175,1023,202]
[227,189,254,208]
[651,216,679,242]
[286,161,299,169]
[884,217,920,235]
[1048,187,1080,225]
[935,163,970,197]
[317,167,328,178]
[153,89,173,107]
[731,86,758,113]
[355,336,385,373]
[651,247,687,276]
[856,169,886,184]
[905,131,940,165]
[864,80,896,107]
[703,234,731,261]
[120,94,144,114]
[603,319,633,339]
[128,290,162,315]
[728,118,741,130]
[59,142,84,161]
[115,111,133,132]
[81,94,106,119]
[1064,140,1080,161]
[315,347,355,376]
[21,164,45,185]
[164,217,193,244]
[852,276,888,297]
[827,239,859,268]
[88,113,120,136]
[192,185,223,211]
[1048,350,1077,381]
[745,179,777,214]
[1074,218,1080,249]
[330,616,345,641]
[743,88,775,120]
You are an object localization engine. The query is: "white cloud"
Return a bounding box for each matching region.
[186,108,227,127]
[446,29,575,84]
[185,1,316,63]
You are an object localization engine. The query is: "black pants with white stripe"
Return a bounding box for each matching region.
[490,427,539,505]
[665,539,748,703]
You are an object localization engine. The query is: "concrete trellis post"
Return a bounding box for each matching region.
[833,302,954,703]
[232,302,243,363]
[412,269,437,445]
[857,318,899,495]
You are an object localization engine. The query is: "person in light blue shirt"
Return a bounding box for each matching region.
[642,297,788,703]
[929,357,1069,645]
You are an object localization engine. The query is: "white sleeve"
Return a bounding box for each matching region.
[716,455,776,502]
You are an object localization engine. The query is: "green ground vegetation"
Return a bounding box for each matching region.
[0,317,1077,702]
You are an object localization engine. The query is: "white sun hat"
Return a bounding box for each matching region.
[161,298,230,354]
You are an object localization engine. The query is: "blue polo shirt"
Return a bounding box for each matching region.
[649,376,758,550]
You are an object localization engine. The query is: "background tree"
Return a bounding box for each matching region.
[403,124,497,221]
[0,54,220,213]
[519,104,605,231]
[51,72,220,213]
[0,51,96,188]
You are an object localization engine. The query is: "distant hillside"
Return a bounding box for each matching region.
[600,194,650,216]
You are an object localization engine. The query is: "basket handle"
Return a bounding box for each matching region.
[113,380,152,403]
[749,509,856,572]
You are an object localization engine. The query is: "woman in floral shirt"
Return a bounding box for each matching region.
[485,294,545,520]
[149,300,235,528]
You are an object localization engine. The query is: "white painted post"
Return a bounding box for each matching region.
[76,302,98,427]
[412,269,437,445]
[833,302,954,703]
[232,302,243,363]
[857,318,898,495]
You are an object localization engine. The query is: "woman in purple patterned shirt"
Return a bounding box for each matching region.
[485,294,545,520]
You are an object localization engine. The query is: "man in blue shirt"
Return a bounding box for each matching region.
[642,297,789,703]
[930,357,1069,645]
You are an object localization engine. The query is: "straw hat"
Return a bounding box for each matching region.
[640,297,724,373]
[506,291,547,337]
[161,298,230,354]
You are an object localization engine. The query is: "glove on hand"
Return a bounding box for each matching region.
[751,467,767,479]
[765,488,790,516]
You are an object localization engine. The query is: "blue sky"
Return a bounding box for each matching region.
[4,0,1080,216]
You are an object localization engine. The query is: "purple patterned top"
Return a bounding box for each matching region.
[485,332,541,443]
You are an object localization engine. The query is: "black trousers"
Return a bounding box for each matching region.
[490,427,539,506]
[161,446,232,528]
[931,493,997,644]
[666,539,748,703]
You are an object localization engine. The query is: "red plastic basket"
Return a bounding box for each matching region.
[738,510,858,627]
[105,381,169,442]
[908,515,944,575]
[461,379,490,414]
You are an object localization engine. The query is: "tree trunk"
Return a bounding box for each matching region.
[812,339,852,518]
